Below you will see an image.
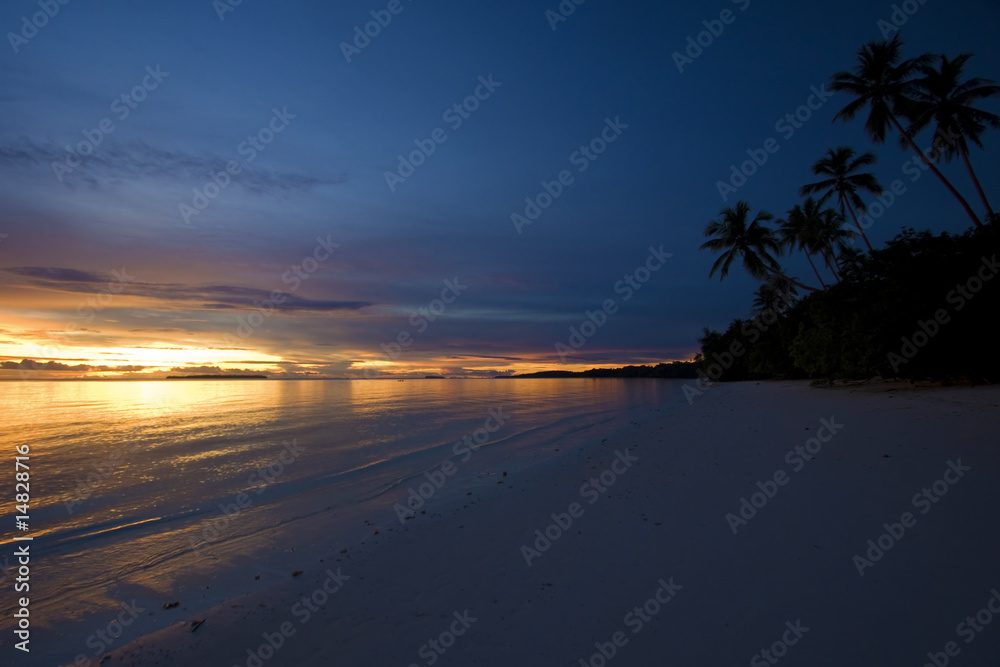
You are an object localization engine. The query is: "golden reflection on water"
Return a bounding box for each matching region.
[0,378,682,637]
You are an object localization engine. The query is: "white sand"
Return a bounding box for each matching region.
[63,381,1000,666]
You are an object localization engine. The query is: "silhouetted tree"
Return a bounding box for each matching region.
[800,146,882,251]
[753,273,799,315]
[778,199,829,287]
[905,53,1000,222]
[816,207,857,281]
[700,201,783,282]
[830,35,982,226]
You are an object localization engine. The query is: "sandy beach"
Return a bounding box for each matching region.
[56,380,999,667]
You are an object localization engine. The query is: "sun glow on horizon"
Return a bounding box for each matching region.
[0,324,696,380]
[0,335,284,377]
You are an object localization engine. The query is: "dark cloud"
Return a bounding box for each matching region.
[5,266,107,283]
[1,359,144,372]
[445,354,526,362]
[0,139,347,195]
[2,267,373,313]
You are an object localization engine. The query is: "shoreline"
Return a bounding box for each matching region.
[46,381,1000,665]
[21,384,674,666]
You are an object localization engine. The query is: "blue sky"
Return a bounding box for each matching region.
[1,0,998,377]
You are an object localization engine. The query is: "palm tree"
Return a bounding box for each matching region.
[830,35,982,226]
[816,207,857,280]
[800,147,882,252]
[905,53,1000,222]
[778,198,857,286]
[778,199,828,288]
[752,276,798,316]
[700,201,783,282]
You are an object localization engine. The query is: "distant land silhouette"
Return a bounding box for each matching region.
[500,362,698,379]
[165,375,268,379]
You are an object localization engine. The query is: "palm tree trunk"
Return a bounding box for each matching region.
[844,201,873,253]
[889,114,982,227]
[766,266,818,293]
[960,149,996,223]
[805,253,827,288]
[829,247,843,280]
[822,251,841,282]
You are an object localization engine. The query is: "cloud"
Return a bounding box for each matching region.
[2,267,373,313]
[445,353,526,362]
[1,359,144,372]
[5,266,107,283]
[167,365,261,375]
[0,138,347,195]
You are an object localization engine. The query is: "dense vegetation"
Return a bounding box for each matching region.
[697,35,999,383]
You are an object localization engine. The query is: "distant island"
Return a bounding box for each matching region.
[499,362,698,379]
[165,375,268,379]
[424,375,447,379]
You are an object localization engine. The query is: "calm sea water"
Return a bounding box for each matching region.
[0,378,684,656]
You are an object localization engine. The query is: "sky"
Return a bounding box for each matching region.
[1,0,998,379]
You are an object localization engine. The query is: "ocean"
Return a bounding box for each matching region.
[0,378,685,661]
